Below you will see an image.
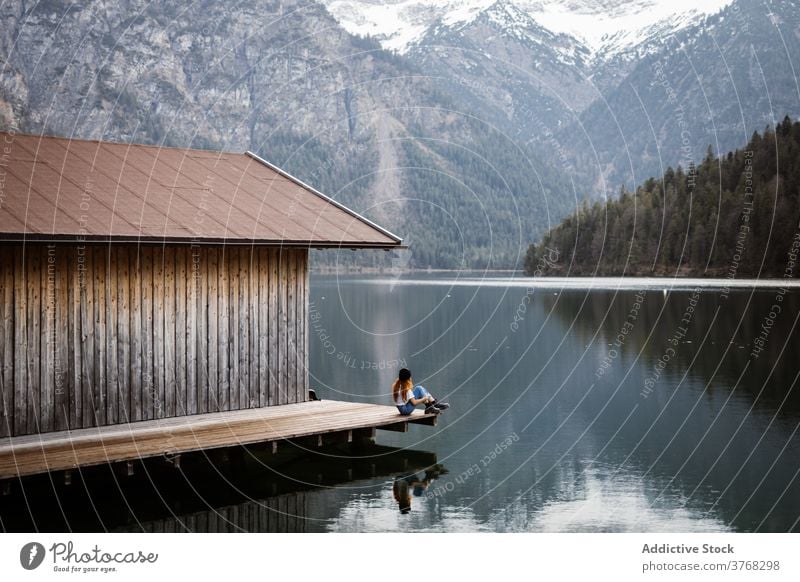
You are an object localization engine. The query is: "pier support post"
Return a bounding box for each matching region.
[164,453,181,469]
[350,427,376,452]
[228,447,246,472]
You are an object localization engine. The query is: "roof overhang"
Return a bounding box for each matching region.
[245,151,404,249]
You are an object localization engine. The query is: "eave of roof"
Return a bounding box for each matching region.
[245,151,403,245]
[0,234,408,249]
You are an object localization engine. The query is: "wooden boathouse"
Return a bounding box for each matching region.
[0,132,433,481]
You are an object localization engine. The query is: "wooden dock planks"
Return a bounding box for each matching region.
[0,400,437,479]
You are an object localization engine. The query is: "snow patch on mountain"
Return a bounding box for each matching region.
[320,0,734,57]
[530,0,733,55]
[320,0,492,53]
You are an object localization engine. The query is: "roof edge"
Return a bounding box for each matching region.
[0,234,409,249]
[245,151,404,246]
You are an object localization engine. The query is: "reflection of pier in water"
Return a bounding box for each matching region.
[133,492,310,533]
[0,441,438,533]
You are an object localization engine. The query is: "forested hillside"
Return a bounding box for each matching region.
[525,117,800,278]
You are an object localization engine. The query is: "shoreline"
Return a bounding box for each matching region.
[310,268,522,275]
[311,272,800,289]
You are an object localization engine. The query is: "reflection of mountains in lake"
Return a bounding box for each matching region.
[306,278,800,532]
[544,289,800,412]
[526,288,800,532]
[0,443,439,533]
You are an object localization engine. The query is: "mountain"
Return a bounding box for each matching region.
[570,0,800,193]
[0,0,574,269]
[407,2,594,139]
[321,0,733,59]
[2,0,799,270]
[325,0,800,200]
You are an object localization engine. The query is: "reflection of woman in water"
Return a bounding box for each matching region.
[392,368,449,416]
[393,465,447,514]
[393,478,412,514]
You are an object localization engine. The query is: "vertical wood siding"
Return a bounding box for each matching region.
[0,244,309,437]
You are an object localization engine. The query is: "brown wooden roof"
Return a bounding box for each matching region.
[0,132,403,248]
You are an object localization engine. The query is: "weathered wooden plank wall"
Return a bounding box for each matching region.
[0,244,309,437]
[0,250,12,437]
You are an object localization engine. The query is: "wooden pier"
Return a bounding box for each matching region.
[0,400,436,480]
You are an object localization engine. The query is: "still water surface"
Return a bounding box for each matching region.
[304,273,800,532]
[3,274,798,532]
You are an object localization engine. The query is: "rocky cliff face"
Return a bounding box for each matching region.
[5,0,422,173]
[2,1,354,146]
[408,1,595,140]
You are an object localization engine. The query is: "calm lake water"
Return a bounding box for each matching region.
[3,273,799,532]
[303,273,800,532]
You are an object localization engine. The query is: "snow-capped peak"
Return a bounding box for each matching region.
[532,0,733,57]
[320,0,494,53]
[320,0,734,57]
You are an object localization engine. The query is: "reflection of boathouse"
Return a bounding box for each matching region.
[0,133,433,481]
[0,441,438,532]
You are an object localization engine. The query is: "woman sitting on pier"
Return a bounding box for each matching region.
[392,368,449,416]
